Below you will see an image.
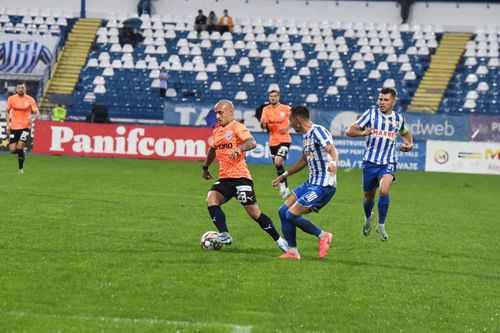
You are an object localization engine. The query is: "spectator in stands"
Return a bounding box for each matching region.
[207,11,218,33]
[159,67,169,97]
[194,10,207,35]
[397,0,414,24]
[137,0,151,15]
[119,27,143,47]
[218,9,234,33]
[85,105,110,123]
[52,104,67,122]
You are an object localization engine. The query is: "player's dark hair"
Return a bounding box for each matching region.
[291,105,310,119]
[268,89,280,96]
[380,87,397,98]
[16,82,26,86]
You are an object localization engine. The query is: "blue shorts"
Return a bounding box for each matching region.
[292,181,336,213]
[362,161,397,193]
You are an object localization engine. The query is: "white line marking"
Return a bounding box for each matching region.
[4,311,252,332]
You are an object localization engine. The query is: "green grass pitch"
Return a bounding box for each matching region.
[0,154,498,332]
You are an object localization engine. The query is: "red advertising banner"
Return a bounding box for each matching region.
[33,121,213,160]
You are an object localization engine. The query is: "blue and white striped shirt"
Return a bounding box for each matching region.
[0,40,52,73]
[303,124,336,187]
[357,107,407,165]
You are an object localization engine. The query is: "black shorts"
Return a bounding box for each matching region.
[270,142,290,159]
[9,128,30,144]
[210,178,257,206]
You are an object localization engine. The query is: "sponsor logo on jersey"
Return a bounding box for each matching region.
[372,128,397,140]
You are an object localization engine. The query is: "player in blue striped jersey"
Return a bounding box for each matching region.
[346,88,414,241]
[272,105,337,260]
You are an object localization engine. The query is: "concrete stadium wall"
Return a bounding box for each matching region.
[0,1,499,28]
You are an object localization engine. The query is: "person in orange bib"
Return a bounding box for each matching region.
[260,90,292,198]
[5,83,39,174]
[202,99,288,252]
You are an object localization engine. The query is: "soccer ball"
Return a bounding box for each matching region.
[200,231,222,250]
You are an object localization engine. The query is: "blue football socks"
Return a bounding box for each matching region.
[285,210,321,237]
[363,197,374,218]
[279,204,297,247]
[378,195,390,225]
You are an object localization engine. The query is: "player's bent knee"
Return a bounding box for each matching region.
[379,188,390,196]
[285,209,299,223]
[278,204,288,218]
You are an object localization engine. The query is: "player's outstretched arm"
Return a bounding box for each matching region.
[271,154,307,186]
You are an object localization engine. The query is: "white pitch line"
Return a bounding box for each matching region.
[4,311,252,332]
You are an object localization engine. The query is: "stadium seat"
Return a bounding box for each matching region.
[196,72,208,81]
[166,88,177,97]
[306,94,319,103]
[102,67,114,77]
[92,76,105,85]
[210,81,223,91]
[151,79,160,88]
[466,91,479,100]
[94,84,106,94]
[383,79,396,88]
[243,73,255,83]
[368,70,381,79]
[326,86,339,96]
[477,82,489,92]
[235,91,248,101]
[289,75,302,85]
[336,77,348,87]
[87,58,98,67]
[463,99,476,109]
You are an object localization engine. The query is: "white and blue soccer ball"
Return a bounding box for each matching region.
[200,231,222,250]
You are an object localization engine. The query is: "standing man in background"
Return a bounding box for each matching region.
[346,87,413,241]
[261,90,291,198]
[159,67,169,98]
[5,83,39,174]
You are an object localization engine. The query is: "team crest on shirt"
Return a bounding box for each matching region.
[25,102,29,107]
[280,112,285,118]
[226,131,232,140]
